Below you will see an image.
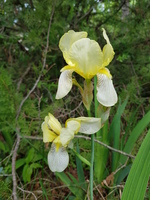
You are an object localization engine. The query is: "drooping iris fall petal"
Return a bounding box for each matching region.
[96,73,118,107]
[56,70,73,99]
[48,144,69,172]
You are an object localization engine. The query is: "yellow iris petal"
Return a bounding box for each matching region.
[99,68,112,79]
[53,136,61,152]
[65,119,81,134]
[46,113,62,135]
[68,38,103,79]
[60,128,75,147]
[42,122,57,143]
[102,28,115,68]
[59,30,88,66]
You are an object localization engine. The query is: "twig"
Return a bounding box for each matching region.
[16,0,56,120]
[12,131,21,200]
[75,135,135,159]
[20,134,135,159]
[75,6,93,25]
[17,66,31,91]
[17,186,37,200]
[22,135,43,140]
[0,174,12,177]
[114,157,129,175]
[93,181,105,200]
[12,1,56,199]
[58,101,83,119]
[95,0,126,30]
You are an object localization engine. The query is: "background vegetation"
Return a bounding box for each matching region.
[0,0,150,199]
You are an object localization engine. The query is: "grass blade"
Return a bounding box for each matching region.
[56,172,83,199]
[121,129,150,200]
[94,121,109,182]
[109,98,128,171]
[119,110,150,165]
[76,143,87,190]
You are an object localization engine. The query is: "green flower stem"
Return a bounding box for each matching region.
[87,108,94,200]
[86,76,98,200]
[86,77,98,199]
[94,76,98,117]
[90,133,94,200]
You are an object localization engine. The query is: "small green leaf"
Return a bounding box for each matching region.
[30,163,42,169]
[23,164,33,183]
[32,154,43,162]
[0,141,8,152]
[25,148,35,164]
[15,158,26,169]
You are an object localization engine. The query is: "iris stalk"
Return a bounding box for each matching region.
[87,77,97,200]
[87,108,94,200]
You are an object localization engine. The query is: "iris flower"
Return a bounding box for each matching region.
[56,29,117,107]
[41,113,101,172]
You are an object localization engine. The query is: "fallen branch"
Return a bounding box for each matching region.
[75,135,135,159]
[21,134,135,159]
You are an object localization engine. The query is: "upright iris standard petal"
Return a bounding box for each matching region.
[74,117,101,134]
[68,38,103,79]
[47,113,62,135]
[65,119,81,133]
[60,120,80,147]
[48,144,69,172]
[102,28,115,68]
[59,30,88,66]
[60,128,75,147]
[56,70,73,99]
[97,73,118,107]
[41,122,57,142]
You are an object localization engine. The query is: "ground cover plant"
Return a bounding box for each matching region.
[0,0,150,199]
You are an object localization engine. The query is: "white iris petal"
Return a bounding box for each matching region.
[96,73,118,107]
[77,117,101,134]
[56,70,73,99]
[47,144,69,172]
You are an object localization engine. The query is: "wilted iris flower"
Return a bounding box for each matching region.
[56,29,117,107]
[41,113,101,172]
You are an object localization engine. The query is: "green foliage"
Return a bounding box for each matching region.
[122,129,150,200]
[20,148,42,183]
[0,179,12,200]
[94,121,109,182]
[0,67,16,150]
[56,172,85,200]
[109,98,128,171]
[0,0,150,198]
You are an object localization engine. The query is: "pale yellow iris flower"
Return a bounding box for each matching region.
[41,113,101,172]
[56,29,117,107]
